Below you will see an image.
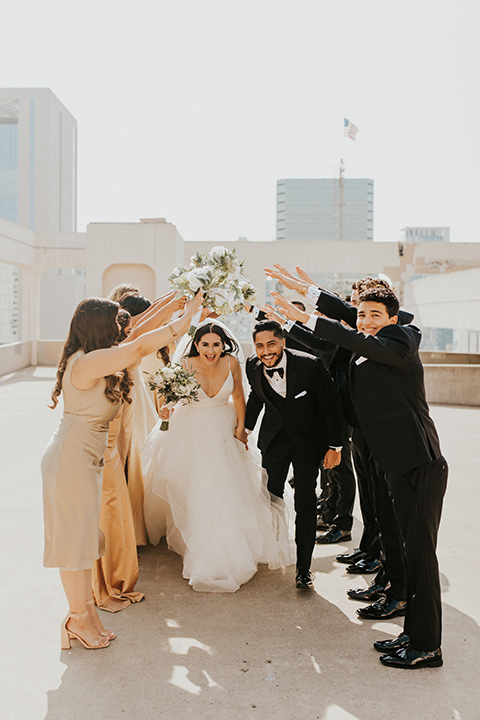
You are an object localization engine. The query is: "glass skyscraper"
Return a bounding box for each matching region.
[0,100,19,223]
[276,178,374,242]
[0,89,77,232]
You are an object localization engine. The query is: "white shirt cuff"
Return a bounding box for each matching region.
[307,285,321,301]
[329,446,343,452]
[284,319,295,332]
[305,314,317,331]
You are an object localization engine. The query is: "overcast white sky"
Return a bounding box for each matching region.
[3,0,479,243]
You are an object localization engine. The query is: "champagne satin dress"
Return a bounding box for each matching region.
[92,403,144,611]
[119,365,158,546]
[42,352,120,570]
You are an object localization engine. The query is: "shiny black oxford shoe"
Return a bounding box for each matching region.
[316,528,352,544]
[347,582,386,602]
[295,569,314,589]
[316,513,332,530]
[346,557,382,574]
[379,646,443,669]
[373,633,410,652]
[336,548,367,565]
[356,595,406,620]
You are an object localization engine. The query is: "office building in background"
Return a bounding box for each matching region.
[276,177,373,242]
[0,88,77,232]
[402,227,450,243]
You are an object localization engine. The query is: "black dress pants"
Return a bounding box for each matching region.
[320,436,355,531]
[386,457,448,651]
[370,461,407,600]
[351,428,381,560]
[263,432,321,571]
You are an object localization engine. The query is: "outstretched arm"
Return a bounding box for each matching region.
[72,293,203,388]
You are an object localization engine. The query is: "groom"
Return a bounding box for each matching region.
[245,320,345,589]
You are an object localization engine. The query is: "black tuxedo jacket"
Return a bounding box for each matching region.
[288,319,442,475]
[245,348,344,457]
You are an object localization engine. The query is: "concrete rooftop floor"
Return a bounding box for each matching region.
[0,366,479,720]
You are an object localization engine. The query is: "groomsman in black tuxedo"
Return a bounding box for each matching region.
[271,282,447,669]
[245,320,344,589]
[294,279,411,613]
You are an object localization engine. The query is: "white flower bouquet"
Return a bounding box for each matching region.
[144,364,199,430]
[168,246,256,335]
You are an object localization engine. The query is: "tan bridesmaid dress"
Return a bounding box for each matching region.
[119,365,158,546]
[42,351,120,570]
[92,404,144,611]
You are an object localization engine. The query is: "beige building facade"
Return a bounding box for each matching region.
[1,214,480,375]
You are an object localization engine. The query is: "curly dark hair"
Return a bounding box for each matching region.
[49,298,133,409]
[358,287,400,318]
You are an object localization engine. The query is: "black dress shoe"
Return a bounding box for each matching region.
[347,582,386,602]
[336,548,367,565]
[316,528,351,544]
[373,632,410,653]
[295,569,314,589]
[346,557,382,574]
[356,595,406,620]
[316,513,332,530]
[380,646,442,669]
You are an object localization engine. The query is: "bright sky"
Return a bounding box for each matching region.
[3,0,479,243]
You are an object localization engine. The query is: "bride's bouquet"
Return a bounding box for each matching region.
[145,364,199,431]
[168,246,256,335]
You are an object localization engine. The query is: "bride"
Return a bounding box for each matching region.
[143,321,295,592]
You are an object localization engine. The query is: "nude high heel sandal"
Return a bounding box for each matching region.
[61,610,110,650]
[87,599,116,640]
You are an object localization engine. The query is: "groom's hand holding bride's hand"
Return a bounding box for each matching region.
[235,426,248,449]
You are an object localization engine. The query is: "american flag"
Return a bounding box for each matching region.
[344,118,358,141]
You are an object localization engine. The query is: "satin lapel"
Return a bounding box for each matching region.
[253,358,269,402]
[284,350,297,406]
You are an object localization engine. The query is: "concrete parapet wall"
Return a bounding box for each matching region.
[36,340,64,367]
[421,351,480,365]
[0,341,32,375]
[424,364,480,406]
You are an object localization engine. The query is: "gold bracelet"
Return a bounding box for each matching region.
[168,323,178,340]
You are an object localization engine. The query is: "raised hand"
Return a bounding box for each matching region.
[163,294,187,319]
[258,305,287,326]
[264,264,309,295]
[295,267,315,286]
[184,291,204,317]
[270,292,309,323]
[200,306,219,322]
[264,263,304,294]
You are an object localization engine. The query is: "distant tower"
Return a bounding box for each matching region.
[276,175,373,242]
[334,159,345,243]
[0,88,77,231]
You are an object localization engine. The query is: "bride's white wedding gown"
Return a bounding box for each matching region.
[142,370,295,592]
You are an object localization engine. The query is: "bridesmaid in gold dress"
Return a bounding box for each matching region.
[118,292,185,545]
[42,293,202,650]
[91,311,144,611]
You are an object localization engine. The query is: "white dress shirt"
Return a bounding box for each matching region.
[264,352,287,398]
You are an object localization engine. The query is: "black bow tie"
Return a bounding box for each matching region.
[265,367,284,378]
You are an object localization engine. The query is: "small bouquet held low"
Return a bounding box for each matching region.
[168,246,256,335]
[145,364,199,431]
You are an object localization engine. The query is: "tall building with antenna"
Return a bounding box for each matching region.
[0,88,77,232]
[276,175,373,242]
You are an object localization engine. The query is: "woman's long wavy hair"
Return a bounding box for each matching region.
[49,298,133,409]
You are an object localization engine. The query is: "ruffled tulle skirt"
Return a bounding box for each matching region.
[143,400,295,592]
